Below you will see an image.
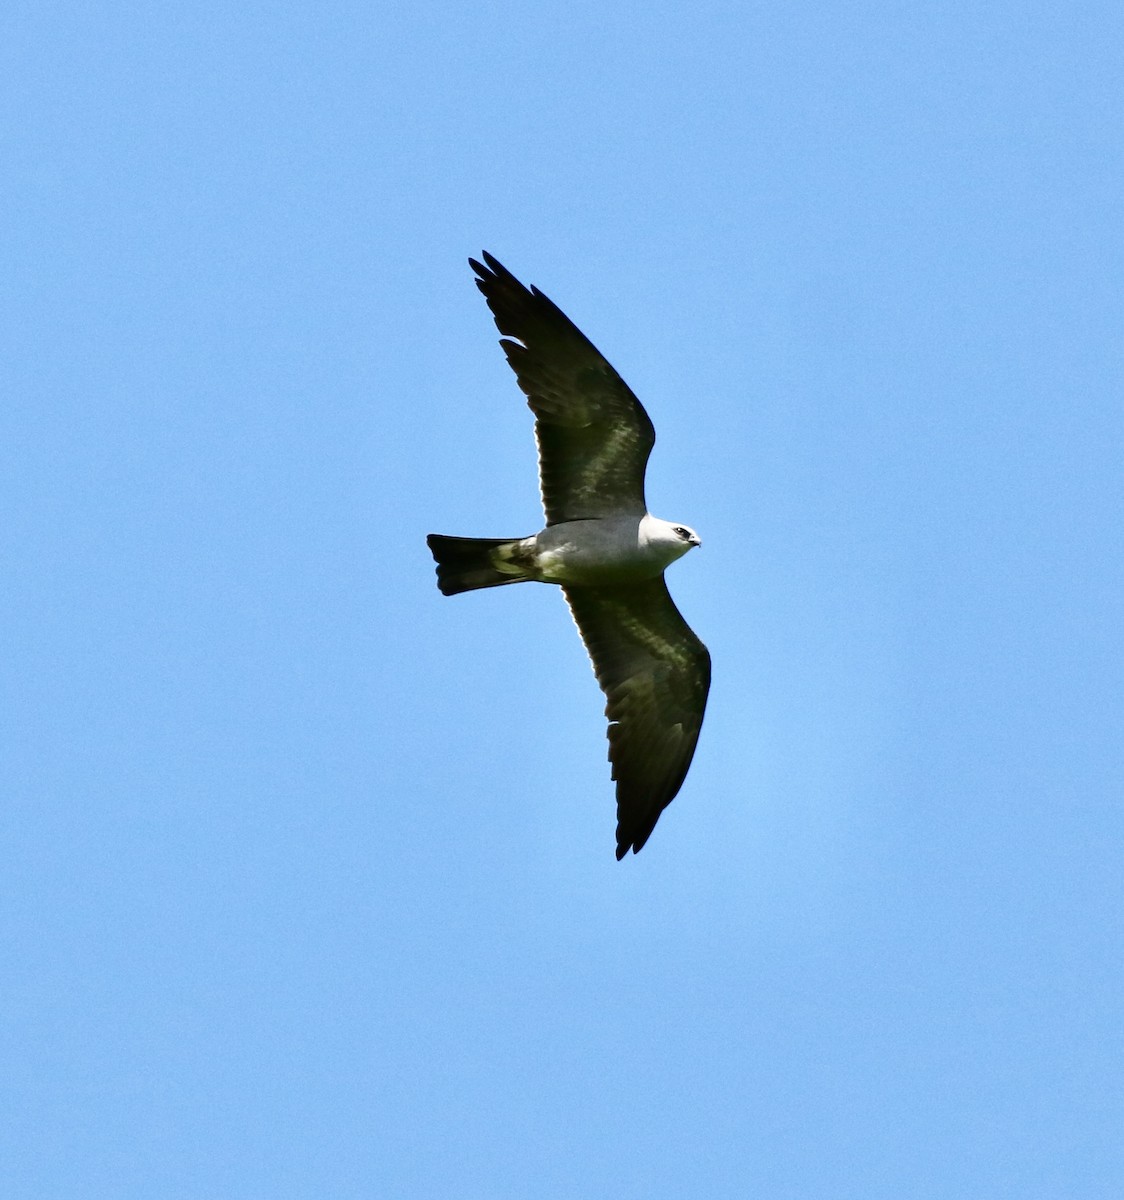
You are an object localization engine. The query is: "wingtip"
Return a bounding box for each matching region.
[615,837,645,860]
[469,250,508,280]
[616,819,658,860]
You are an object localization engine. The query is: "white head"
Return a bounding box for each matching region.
[642,515,702,566]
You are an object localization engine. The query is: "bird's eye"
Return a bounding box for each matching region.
[674,526,689,538]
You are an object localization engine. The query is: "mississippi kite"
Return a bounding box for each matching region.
[427,253,710,858]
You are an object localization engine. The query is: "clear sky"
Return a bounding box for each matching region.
[4,2,1122,1196]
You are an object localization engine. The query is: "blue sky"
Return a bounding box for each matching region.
[4,2,1123,1196]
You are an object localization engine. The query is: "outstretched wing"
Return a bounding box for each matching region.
[563,577,711,858]
[470,252,654,526]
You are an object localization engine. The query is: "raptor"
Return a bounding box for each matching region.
[427,254,710,858]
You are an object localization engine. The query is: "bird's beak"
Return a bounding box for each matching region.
[690,534,702,548]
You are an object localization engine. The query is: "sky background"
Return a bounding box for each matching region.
[3,2,1123,1196]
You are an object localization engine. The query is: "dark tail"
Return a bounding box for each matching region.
[426,534,533,596]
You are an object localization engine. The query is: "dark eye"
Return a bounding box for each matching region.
[673,526,689,538]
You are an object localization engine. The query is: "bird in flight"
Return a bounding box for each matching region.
[427,253,710,859]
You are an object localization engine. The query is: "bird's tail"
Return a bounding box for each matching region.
[426,534,535,596]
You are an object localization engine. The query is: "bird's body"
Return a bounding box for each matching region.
[430,514,699,593]
[428,254,710,859]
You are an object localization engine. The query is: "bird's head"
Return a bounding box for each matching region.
[643,516,702,565]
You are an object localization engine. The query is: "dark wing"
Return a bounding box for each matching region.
[470,252,654,526]
[563,577,711,859]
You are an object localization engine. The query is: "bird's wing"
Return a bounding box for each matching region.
[470,252,654,526]
[563,577,710,858]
